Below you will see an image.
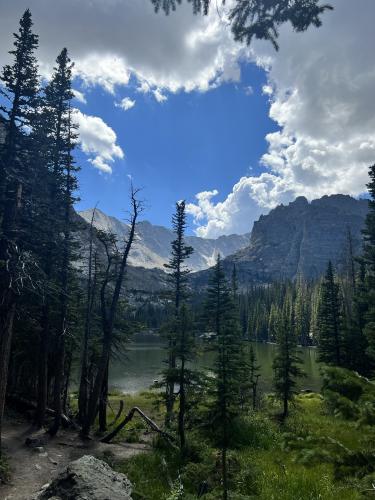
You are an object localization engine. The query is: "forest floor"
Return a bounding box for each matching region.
[0,407,152,500]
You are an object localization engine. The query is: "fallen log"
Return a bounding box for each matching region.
[108,400,124,427]
[101,406,177,445]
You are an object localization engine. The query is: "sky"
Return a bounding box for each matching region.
[0,0,374,237]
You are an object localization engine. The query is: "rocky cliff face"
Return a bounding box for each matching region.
[79,208,250,272]
[220,195,368,284]
[76,195,368,293]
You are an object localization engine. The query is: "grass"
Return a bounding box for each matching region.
[69,388,163,443]
[0,455,10,485]
[116,392,369,499]
[69,371,374,498]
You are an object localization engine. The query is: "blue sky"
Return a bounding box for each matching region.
[1,0,374,238]
[74,62,277,233]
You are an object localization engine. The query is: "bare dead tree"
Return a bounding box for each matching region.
[78,205,98,424]
[81,186,143,438]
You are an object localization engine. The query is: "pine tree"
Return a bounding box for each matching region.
[362,164,375,366]
[273,295,303,420]
[317,261,344,366]
[249,343,261,410]
[162,200,193,430]
[32,48,79,434]
[152,0,332,50]
[205,255,242,500]
[294,275,311,346]
[0,9,39,452]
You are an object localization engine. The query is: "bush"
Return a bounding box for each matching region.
[322,367,365,402]
[324,389,359,420]
[230,413,278,450]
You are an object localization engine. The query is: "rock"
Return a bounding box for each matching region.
[34,455,132,499]
[193,194,369,287]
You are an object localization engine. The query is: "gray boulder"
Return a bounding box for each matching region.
[35,455,132,499]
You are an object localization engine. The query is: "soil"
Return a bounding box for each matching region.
[0,413,150,500]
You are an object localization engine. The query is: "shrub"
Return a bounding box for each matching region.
[322,367,365,402]
[230,413,278,450]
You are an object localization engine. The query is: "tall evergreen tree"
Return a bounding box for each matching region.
[294,275,311,346]
[0,9,39,452]
[317,261,344,366]
[205,255,242,500]
[32,48,79,434]
[273,295,303,420]
[362,164,375,366]
[249,343,261,410]
[162,200,193,429]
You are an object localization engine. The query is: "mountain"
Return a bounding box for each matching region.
[78,208,250,272]
[203,194,368,286]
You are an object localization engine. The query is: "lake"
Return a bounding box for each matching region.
[108,342,322,394]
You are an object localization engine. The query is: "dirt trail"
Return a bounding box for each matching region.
[1,415,150,500]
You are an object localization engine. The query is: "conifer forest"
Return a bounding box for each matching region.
[1,2,375,499]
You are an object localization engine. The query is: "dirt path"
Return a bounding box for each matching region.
[1,415,150,500]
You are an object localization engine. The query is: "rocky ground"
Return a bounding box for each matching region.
[1,414,150,500]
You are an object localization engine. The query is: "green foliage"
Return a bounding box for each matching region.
[230,414,278,450]
[361,164,375,366]
[317,261,345,366]
[0,456,10,484]
[322,366,375,428]
[273,295,304,418]
[151,0,333,50]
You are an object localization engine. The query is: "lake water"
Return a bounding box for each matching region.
[108,342,322,394]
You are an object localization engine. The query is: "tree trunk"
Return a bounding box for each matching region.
[81,187,140,438]
[165,343,176,427]
[0,299,16,455]
[222,446,228,500]
[98,362,109,433]
[101,406,176,445]
[36,307,49,427]
[178,358,186,451]
[78,211,96,424]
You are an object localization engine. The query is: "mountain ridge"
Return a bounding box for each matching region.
[78,208,251,272]
[191,194,369,288]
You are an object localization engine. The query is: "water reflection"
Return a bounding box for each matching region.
[109,342,322,394]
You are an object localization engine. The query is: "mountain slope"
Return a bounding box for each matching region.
[192,195,369,287]
[78,208,250,272]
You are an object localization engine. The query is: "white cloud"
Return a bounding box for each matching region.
[188,0,375,237]
[73,110,124,174]
[0,0,246,96]
[153,88,167,103]
[117,97,136,111]
[2,1,374,234]
[72,89,87,104]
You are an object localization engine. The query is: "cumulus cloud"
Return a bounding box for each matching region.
[117,97,136,111]
[2,1,374,235]
[73,110,124,174]
[0,0,246,96]
[188,0,375,237]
